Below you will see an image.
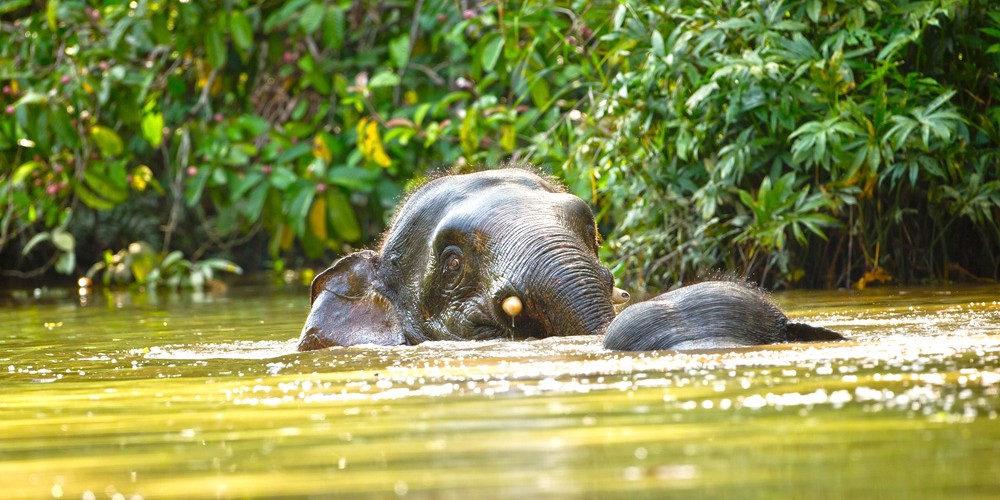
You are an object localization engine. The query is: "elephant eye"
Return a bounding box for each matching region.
[440,246,464,288]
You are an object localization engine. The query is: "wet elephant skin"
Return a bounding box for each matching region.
[602,281,845,351]
[298,168,617,350]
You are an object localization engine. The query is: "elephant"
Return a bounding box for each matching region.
[297,168,629,350]
[297,168,844,351]
[602,280,845,351]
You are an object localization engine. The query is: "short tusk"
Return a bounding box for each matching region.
[502,296,523,318]
[611,287,630,305]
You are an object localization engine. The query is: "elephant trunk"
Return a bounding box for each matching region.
[499,232,615,339]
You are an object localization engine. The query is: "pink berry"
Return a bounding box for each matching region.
[2,85,10,95]
[213,113,223,123]
[53,163,64,173]
[47,184,60,195]
[315,183,327,193]
[5,105,14,115]
[261,165,272,175]
[60,75,71,85]
[126,174,133,184]
[90,9,100,20]
[98,61,109,71]
[283,52,295,64]
[462,9,475,20]
[186,166,198,176]
[436,13,447,22]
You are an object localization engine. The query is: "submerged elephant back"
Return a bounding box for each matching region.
[603,281,790,351]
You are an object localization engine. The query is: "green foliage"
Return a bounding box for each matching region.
[2,0,998,291]
[85,242,242,290]
[554,0,1000,291]
[0,0,578,280]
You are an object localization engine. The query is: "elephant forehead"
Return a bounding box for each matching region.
[378,170,602,271]
[432,188,594,243]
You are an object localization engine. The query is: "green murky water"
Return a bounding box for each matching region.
[2,284,1000,499]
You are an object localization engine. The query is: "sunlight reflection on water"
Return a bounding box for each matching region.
[3,284,1000,498]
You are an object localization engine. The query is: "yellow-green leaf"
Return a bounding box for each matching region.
[13,161,41,185]
[73,181,116,210]
[46,0,59,31]
[327,190,360,242]
[500,124,516,152]
[308,195,328,242]
[356,118,392,167]
[90,126,123,156]
[312,134,332,163]
[83,171,127,204]
[141,112,164,148]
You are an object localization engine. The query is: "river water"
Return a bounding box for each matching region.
[2,283,999,498]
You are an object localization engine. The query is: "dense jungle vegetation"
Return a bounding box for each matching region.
[1,0,998,293]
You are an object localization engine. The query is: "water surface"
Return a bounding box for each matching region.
[2,284,999,498]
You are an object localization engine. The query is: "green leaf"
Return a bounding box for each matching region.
[806,0,821,23]
[230,11,254,52]
[299,3,325,34]
[13,161,41,185]
[0,0,31,15]
[480,34,504,71]
[55,252,75,275]
[22,232,51,255]
[205,23,227,69]
[83,170,127,204]
[327,190,361,242]
[390,34,410,69]
[244,182,269,223]
[286,182,316,236]
[199,258,243,274]
[268,166,297,190]
[368,71,401,88]
[237,115,269,136]
[51,229,74,253]
[327,166,379,191]
[160,250,185,272]
[414,103,432,126]
[184,168,210,206]
[613,4,626,29]
[322,7,345,51]
[141,112,164,148]
[46,0,59,31]
[276,142,313,164]
[73,181,116,210]
[651,30,664,58]
[263,0,309,32]
[90,125,124,156]
[231,171,263,201]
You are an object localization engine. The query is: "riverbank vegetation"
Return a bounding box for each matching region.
[2,0,998,293]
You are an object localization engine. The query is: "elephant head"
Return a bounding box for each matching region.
[297,168,623,350]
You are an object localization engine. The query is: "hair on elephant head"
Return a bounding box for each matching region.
[602,280,845,351]
[298,168,622,350]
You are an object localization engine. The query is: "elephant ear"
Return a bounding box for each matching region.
[297,250,405,351]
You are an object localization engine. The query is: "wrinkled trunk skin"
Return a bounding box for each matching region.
[487,216,616,340]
